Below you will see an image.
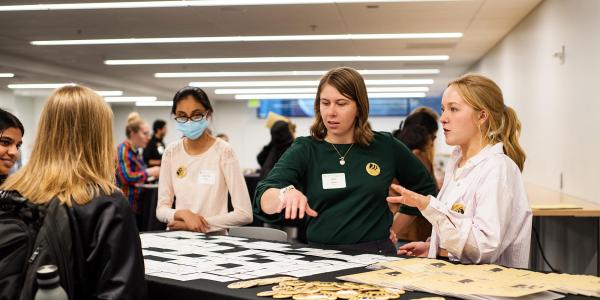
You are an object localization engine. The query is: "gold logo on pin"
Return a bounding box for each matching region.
[451,203,465,214]
[365,162,380,176]
[176,166,186,178]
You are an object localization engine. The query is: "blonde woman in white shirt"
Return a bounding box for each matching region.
[156,86,253,233]
[387,73,532,268]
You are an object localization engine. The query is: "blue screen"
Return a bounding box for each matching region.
[257,97,441,118]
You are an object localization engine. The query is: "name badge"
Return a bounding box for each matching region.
[198,170,216,185]
[322,173,346,189]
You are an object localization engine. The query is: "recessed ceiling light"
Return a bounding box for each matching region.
[33,33,462,46]
[190,79,433,87]
[104,96,157,102]
[7,83,74,89]
[215,86,429,94]
[234,92,426,100]
[156,69,440,78]
[0,1,461,12]
[106,56,449,65]
[0,73,15,78]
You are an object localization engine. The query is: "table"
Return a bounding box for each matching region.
[143,232,594,300]
[144,232,446,300]
[528,183,600,217]
[526,183,600,275]
[147,267,453,300]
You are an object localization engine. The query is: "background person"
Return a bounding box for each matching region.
[116,112,160,225]
[0,108,24,185]
[390,108,440,243]
[144,119,167,167]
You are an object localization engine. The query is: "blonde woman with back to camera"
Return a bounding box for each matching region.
[2,85,147,298]
[387,73,532,268]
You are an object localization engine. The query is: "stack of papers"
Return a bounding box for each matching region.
[338,258,599,299]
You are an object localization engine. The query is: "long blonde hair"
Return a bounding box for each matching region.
[2,85,118,205]
[310,67,374,146]
[449,73,526,171]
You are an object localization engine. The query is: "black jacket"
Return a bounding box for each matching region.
[257,121,294,181]
[68,192,148,299]
[143,135,164,166]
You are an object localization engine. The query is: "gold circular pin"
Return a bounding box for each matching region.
[365,162,380,176]
[451,203,465,214]
[176,166,187,178]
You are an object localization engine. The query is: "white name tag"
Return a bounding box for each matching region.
[322,173,346,189]
[198,170,216,185]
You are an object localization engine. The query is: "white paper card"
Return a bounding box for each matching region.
[198,170,216,185]
[322,173,346,189]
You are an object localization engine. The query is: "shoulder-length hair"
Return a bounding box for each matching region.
[309,67,373,146]
[2,85,118,205]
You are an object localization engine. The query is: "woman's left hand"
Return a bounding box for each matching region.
[167,220,188,231]
[386,184,430,210]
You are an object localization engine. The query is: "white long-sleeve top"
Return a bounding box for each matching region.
[156,138,253,231]
[422,143,532,268]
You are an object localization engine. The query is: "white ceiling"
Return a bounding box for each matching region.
[0,0,542,103]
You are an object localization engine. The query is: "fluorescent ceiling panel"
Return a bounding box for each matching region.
[95,90,123,96]
[136,101,173,107]
[7,83,74,89]
[155,69,440,78]
[0,1,461,11]
[106,56,449,65]
[215,86,429,94]
[235,92,426,99]
[33,33,461,45]
[104,96,157,102]
[190,79,433,87]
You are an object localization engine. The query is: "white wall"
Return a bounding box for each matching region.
[112,101,412,170]
[111,105,180,147]
[471,0,600,203]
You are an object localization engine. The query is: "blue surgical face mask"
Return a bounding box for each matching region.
[176,119,209,140]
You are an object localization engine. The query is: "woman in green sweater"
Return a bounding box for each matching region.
[254,67,436,254]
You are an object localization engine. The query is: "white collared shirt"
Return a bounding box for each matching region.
[422,143,532,268]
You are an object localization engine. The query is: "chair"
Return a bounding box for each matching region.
[228,226,288,242]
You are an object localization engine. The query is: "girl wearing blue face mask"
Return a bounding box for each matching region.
[156,86,253,233]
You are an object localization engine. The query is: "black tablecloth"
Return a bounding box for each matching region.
[144,235,593,300]
[139,186,167,232]
[147,266,449,300]
[147,266,593,300]
[244,173,260,200]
